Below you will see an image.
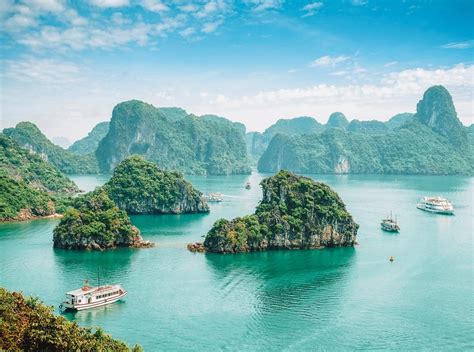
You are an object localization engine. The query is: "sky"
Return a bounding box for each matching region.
[0,0,473,142]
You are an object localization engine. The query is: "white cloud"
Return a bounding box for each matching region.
[196,0,230,18]
[301,2,323,17]
[3,13,37,31]
[88,0,129,8]
[311,55,349,67]
[140,0,169,12]
[18,22,153,50]
[441,40,474,49]
[180,27,195,37]
[155,14,187,35]
[179,4,198,12]
[0,0,15,20]
[206,64,473,128]
[26,0,65,13]
[111,12,131,25]
[351,0,367,6]
[330,70,348,76]
[202,20,223,33]
[63,9,88,26]
[384,61,398,67]
[245,0,283,12]
[5,57,81,83]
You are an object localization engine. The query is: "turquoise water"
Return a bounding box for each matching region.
[0,173,473,350]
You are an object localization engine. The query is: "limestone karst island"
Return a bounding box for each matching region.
[1,1,473,351]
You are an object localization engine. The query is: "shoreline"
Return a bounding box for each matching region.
[0,212,64,224]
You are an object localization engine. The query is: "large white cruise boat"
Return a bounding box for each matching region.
[416,196,454,215]
[60,281,127,311]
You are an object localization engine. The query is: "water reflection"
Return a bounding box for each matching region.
[63,299,128,323]
[130,213,210,237]
[205,248,356,312]
[53,248,139,287]
[203,248,356,347]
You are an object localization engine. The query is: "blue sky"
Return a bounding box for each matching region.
[1,0,473,141]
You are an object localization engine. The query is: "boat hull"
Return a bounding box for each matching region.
[62,291,127,311]
[381,227,399,232]
[416,205,454,215]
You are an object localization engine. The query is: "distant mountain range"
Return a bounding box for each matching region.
[246,111,415,161]
[2,85,472,177]
[258,86,473,175]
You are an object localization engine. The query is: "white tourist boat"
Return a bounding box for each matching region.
[60,280,127,311]
[416,196,454,215]
[381,212,400,232]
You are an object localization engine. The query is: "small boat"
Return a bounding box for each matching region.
[381,212,400,232]
[245,181,251,190]
[202,193,224,202]
[416,196,454,215]
[60,279,127,311]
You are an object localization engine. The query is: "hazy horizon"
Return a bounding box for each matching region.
[1,0,473,141]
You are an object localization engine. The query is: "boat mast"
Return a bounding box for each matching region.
[97,267,100,287]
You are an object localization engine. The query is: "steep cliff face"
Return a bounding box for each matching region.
[96,100,250,175]
[68,121,110,155]
[103,156,209,214]
[203,170,358,253]
[3,122,99,174]
[415,85,468,148]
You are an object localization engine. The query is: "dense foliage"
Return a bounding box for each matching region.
[203,170,358,253]
[246,112,407,160]
[103,156,209,214]
[258,86,472,175]
[96,100,250,175]
[0,133,78,221]
[347,119,389,134]
[246,116,324,160]
[0,288,141,351]
[53,188,143,250]
[326,112,349,129]
[4,122,99,174]
[385,113,414,129]
[68,121,110,155]
[0,174,54,220]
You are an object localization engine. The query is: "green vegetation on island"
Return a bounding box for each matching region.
[4,122,99,174]
[201,170,358,253]
[0,133,78,221]
[246,116,325,161]
[53,188,150,250]
[68,121,110,155]
[103,156,209,214]
[96,100,250,175]
[326,112,349,129]
[0,288,141,351]
[257,86,472,175]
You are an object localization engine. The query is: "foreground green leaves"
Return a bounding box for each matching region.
[0,288,141,351]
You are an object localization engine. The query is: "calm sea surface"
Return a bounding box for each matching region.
[0,173,473,350]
